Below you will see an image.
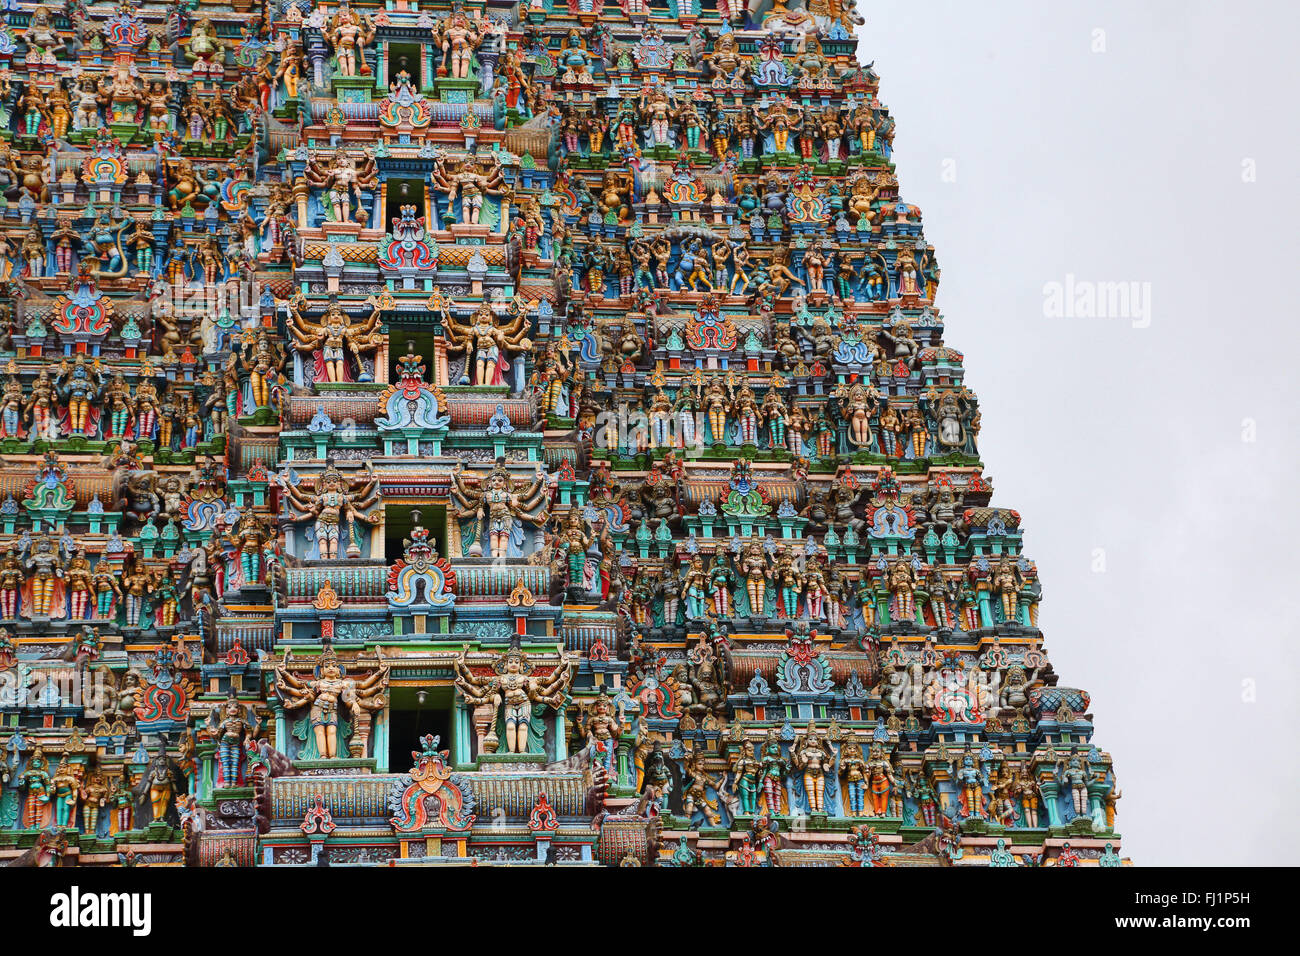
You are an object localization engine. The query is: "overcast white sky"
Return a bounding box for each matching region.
[857,0,1300,866]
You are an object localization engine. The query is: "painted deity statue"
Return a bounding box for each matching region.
[450,460,548,559]
[328,2,376,78]
[434,9,483,80]
[453,642,575,755]
[286,293,383,384]
[273,646,388,760]
[791,721,836,814]
[432,151,506,226]
[280,459,382,560]
[305,148,379,226]
[206,695,261,787]
[443,299,531,388]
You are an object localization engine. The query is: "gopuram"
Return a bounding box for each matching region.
[0,0,1125,868]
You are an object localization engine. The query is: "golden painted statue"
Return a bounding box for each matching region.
[443,299,531,387]
[304,148,379,226]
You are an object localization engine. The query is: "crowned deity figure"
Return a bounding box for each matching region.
[431,151,506,226]
[327,2,376,78]
[443,300,531,389]
[453,640,575,755]
[791,721,836,814]
[279,459,382,560]
[274,645,388,760]
[450,460,548,559]
[434,7,483,80]
[304,148,379,226]
[286,293,383,383]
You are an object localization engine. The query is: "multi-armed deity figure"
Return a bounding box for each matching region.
[450,459,548,559]
[443,300,531,388]
[280,459,382,561]
[327,2,376,78]
[433,5,483,80]
[274,645,388,760]
[432,151,505,226]
[286,293,383,384]
[304,148,379,226]
[453,640,575,755]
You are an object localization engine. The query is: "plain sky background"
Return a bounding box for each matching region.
[854,0,1300,865]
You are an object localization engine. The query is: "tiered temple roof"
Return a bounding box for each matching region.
[0,0,1124,868]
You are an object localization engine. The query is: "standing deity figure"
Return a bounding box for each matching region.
[709,552,734,617]
[432,152,505,226]
[444,300,531,388]
[453,642,574,755]
[224,511,273,589]
[233,329,286,411]
[22,747,52,829]
[991,555,1022,624]
[92,561,123,620]
[864,743,896,817]
[758,728,787,816]
[304,148,378,225]
[206,694,261,787]
[558,509,592,597]
[950,751,985,819]
[839,741,868,815]
[682,750,723,826]
[50,757,82,828]
[274,646,388,760]
[701,374,730,446]
[80,770,109,836]
[738,536,771,617]
[133,746,185,827]
[902,770,938,826]
[286,293,383,384]
[64,549,93,621]
[791,721,836,814]
[109,775,132,833]
[56,355,105,437]
[837,380,881,449]
[26,369,58,441]
[120,562,154,628]
[1011,765,1040,827]
[0,374,23,439]
[328,2,375,78]
[802,554,831,620]
[729,741,762,815]
[682,555,709,620]
[887,558,917,623]
[22,533,67,619]
[1057,753,1091,821]
[434,8,483,80]
[450,460,548,560]
[582,689,624,779]
[773,545,803,619]
[280,459,382,560]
